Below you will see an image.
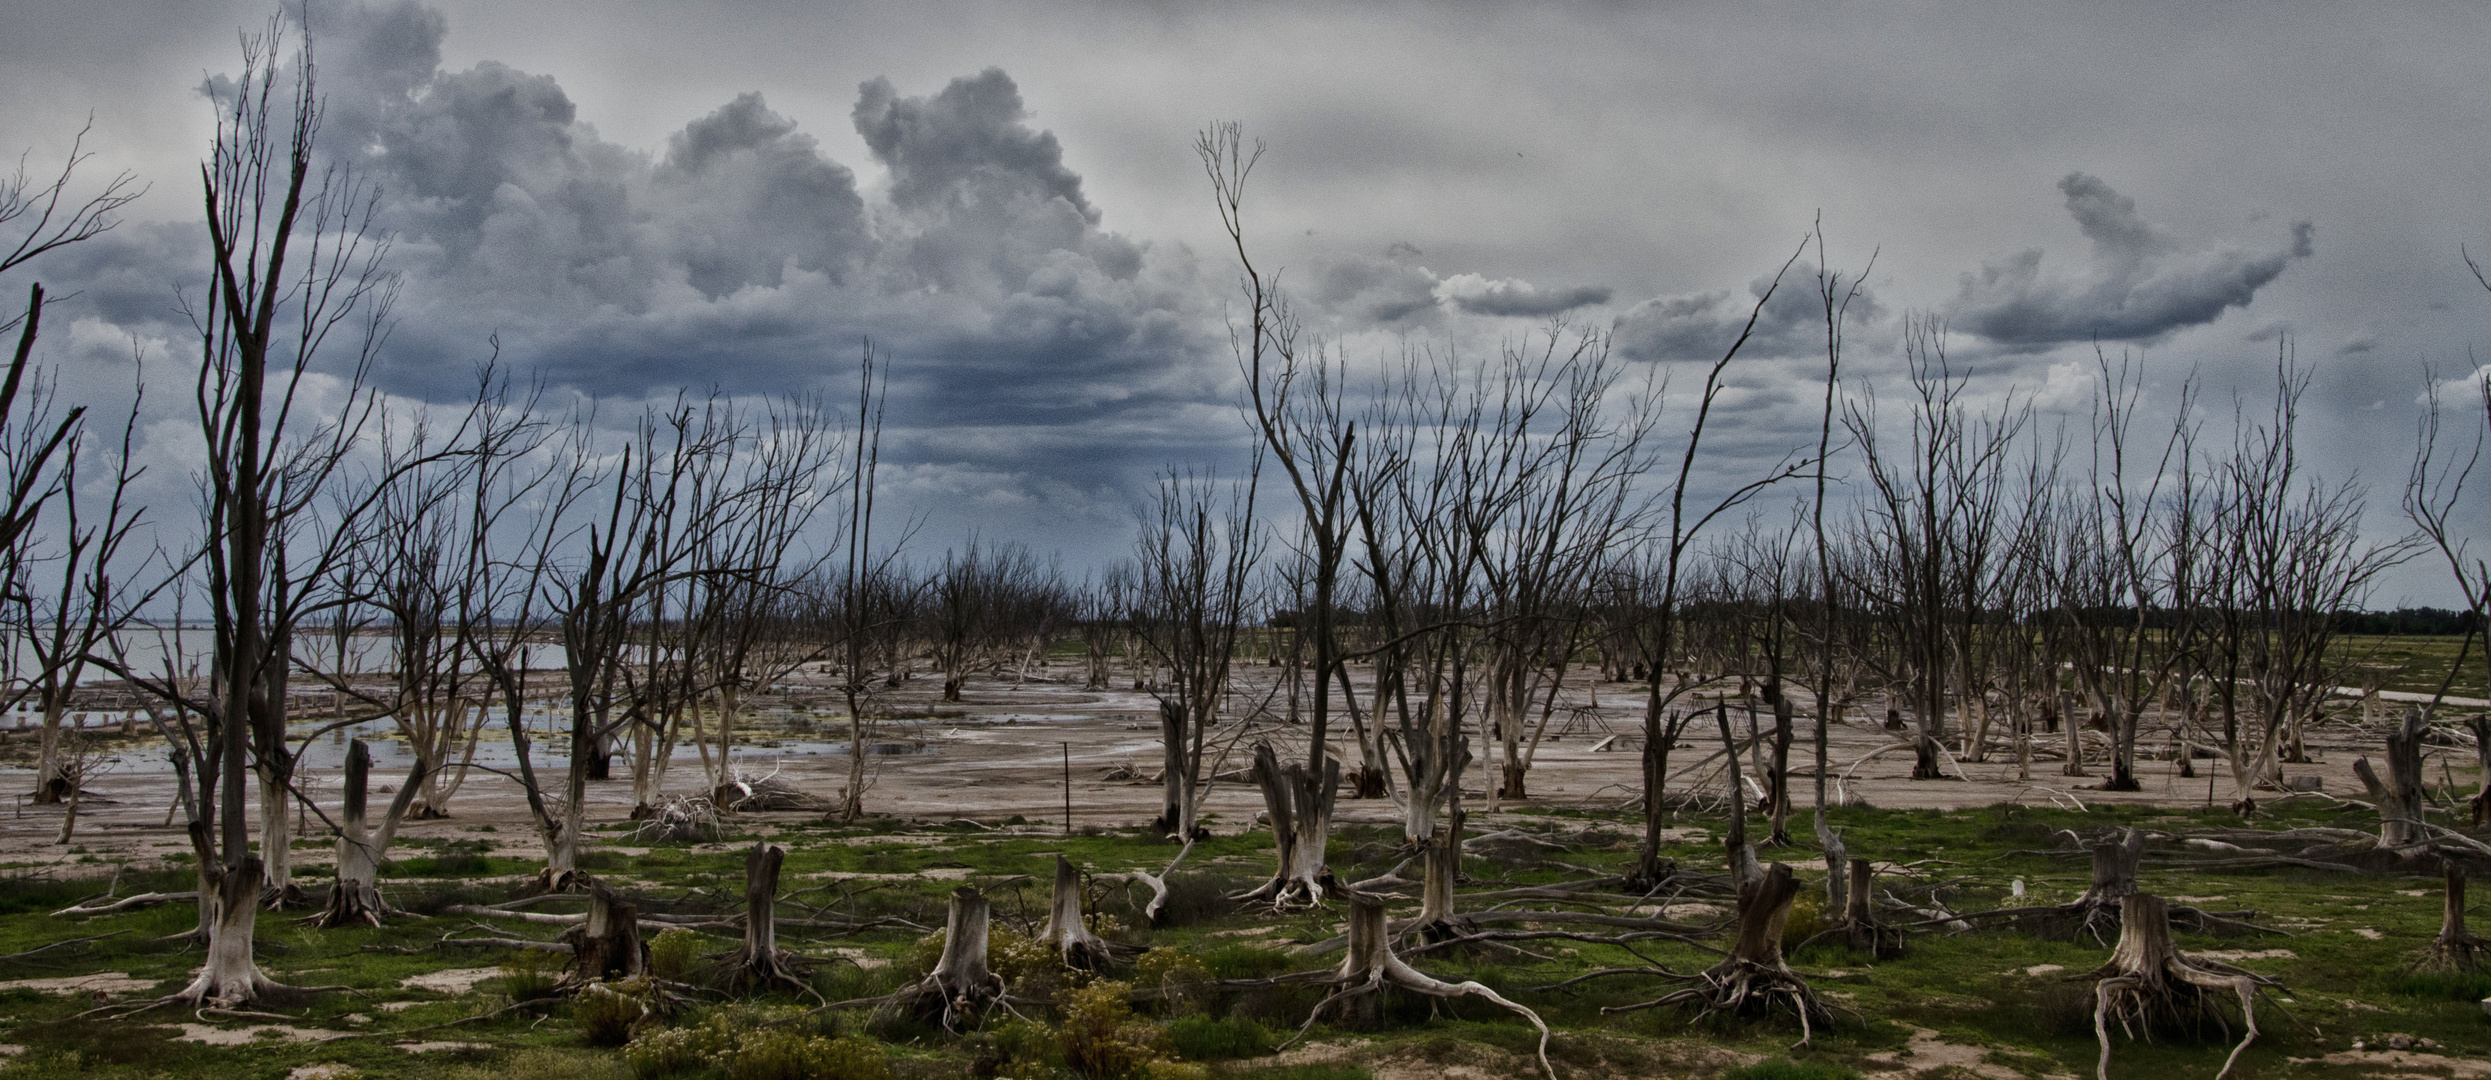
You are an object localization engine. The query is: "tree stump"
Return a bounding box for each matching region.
[901,885,1005,1029]
[2086,892,2274,1080]
[2351,707,2432,849]
[1232,742,1340,909]
[1409,826,1476,943]
[1605,861,1832,1044]
[311,739,427,929]
[1283,897,1554,1080]
[564,879,648,988]
[1039,854,1123,969]
[1844,857,1904,958]
[2419,862,2487,973]
[725,841,810,994]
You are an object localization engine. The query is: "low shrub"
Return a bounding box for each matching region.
[1162,1014,1273,1061]
[648,927,704,981]
[2394,970,2491,1000]
[500,948,561,1001]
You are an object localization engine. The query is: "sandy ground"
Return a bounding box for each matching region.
[0,660,2425,874]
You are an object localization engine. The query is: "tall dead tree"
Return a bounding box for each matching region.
[1201,124,1355,846]
[1620,241,1811,891]
[142,18,410,1005]
[1131,465,1261,841]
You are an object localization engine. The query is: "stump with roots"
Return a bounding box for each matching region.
[724,841,812,994]
[1966,828,2265,943]
[1407,828,1476,943]
[2353,707,2433,850]
[1231,743,1340,910]
[1842,858,1905,959]
[2087,892,2276,1080]
[561,879,649,989]
[310,739,427,929]
[1281,896,1554,1080]
[1605,862,1832,1046]
[1039,854,1131,969]
[834,886,1009,1031]
[2418,862,2488,973]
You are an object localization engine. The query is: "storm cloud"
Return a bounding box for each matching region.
[1953,172,2313,349]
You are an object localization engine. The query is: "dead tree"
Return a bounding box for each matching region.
[1130,466,1262,841]
[1605,862,1831,1045]
[311,739,428,928]
[724,841,809,994]
[1038,855,1125,969]
[1281,896,1554,1080]
[2087,893,2274,1080]
[1232,741,1340,909]
[564,879,649,987]
[1407,822,1472,943]
[2352,707,2431,849]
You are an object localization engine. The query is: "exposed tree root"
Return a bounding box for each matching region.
[1277,897,1554,1080]
[721,841,814,998]
[2087,892,2278,1080]
[1038,854,1135,969]
[1230,743,1340,910]
[825,886,1011,1031]
[1603,862,1831,1047]
[2417,862,2488,973]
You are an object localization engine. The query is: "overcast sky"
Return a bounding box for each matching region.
[4,1,2490,604]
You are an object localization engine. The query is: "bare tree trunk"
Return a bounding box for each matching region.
[1039,854,1116,969]
[1235,741,1339,908]
[1295,896,1553,1079]
[566,879,647,986]
[183,856,286,1005]
[314,738,427,928]
[2353,707,2430,848]
[726,841,808,991]
[2472,715,2491,828]
[1766,696,1793,845]
[2422,862,2486,972]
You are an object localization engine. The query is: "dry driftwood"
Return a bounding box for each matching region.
[2086,892,2277,1080]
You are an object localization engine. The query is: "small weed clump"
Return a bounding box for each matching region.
[501,948,562,1001]
[625,1008,891,1080]
[649,927,704,981]
[1134,946,1212,1012]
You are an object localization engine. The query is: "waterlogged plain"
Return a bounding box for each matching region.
[0,797,2476,1080]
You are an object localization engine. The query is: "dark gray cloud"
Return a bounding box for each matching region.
[1611,263,1880,365]
[1953,172,2312,349]
[1437,274,1611,317]
[1309,249,1610,328]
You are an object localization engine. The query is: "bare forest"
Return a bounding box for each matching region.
[0,20,2489,1080]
